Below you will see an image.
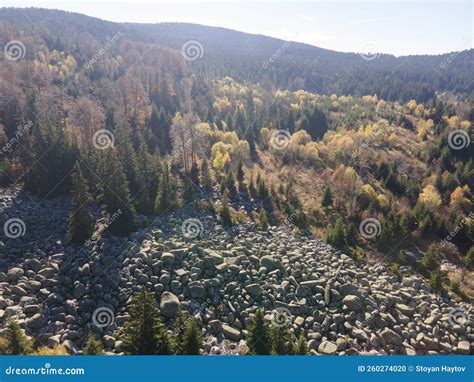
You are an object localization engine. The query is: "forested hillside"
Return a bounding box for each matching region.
[0,8,472,356]
[0,8,473,102]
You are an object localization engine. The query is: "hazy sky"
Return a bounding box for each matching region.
[2,1,472,56]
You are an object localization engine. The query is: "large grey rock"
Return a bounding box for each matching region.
[259,256,281,271]
[27,313,48,330]
[161,253,175,266]
[7,267,24,282]
[102,335,116,348]
[318,341,337,355]
[381,328,403,346]
[222,325,242,341]
[160,292,180,318]
[343,295,363,311]
[457,341,470,354]
[246,283,262,297]
[188,281,205,299]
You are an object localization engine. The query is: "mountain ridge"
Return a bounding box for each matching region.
[1,7,472,102]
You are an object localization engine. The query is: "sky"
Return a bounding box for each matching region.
[1,0,472,56]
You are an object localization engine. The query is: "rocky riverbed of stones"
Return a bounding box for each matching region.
[0,187,472,355]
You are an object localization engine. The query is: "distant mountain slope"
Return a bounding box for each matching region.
[0,7,472,102]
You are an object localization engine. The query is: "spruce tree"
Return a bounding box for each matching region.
[3,318,32,355]
[237,160,245,183]
[83,333,104,355]
[219,192,233,227]
[246,310,271,355]
[293,334,308,355]
[201,158,213,192]
[270,321,292,355]
[327,218,345,248]
[225,168,238,199]
[68,163,94,244]
[100,150,137,236]
[155,165,178,214]
[259,208,269,230]
[321,186,333,207]
[422,243,439,271]
[181,319,203,355]
[121,289,171,355]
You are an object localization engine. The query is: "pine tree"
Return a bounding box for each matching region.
[270,320,292,355]
[201,158,213,192]
[327,218,345,248]
[83,333,104,355]
[422,243,439,271]
[155,164,178,214]
[3,318,32,355]
[293,334,308,355]
[249,175,257,199]
[259,208,269,230]
[68,163,94,244]
[181,319,203,355]
[237,160,245,183]
[100,150,137,236]
[225,168,238,199]
[321,186,333,207]
[219,192,233,227]
[246,310,271,355]
[121,289,171,355]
